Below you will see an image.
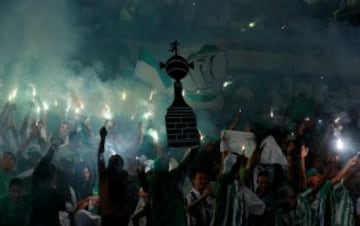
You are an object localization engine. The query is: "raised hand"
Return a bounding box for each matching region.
[203,184,215,197]
[50,136,64,147]
[301,145,309,159]
[347,155,359,167]
[100,126,107,139]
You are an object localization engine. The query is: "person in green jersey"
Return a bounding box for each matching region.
[0,178,30,226]
[0,152,16,197]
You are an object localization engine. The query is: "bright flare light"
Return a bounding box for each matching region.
[121,91,127,101]
[148,129,159,142]
[336,138,344,151]
[223,80,233,88]
[142,111,153,119]
[270,109,274,118]
[199,130,204,141]
[74,107,80,115]
[149,90,155,101]
[103,104,113,120]
[334,117,341,124]
[182,90,186,97]
[8,88,18,101]
[42,102,49,111]
[36,105,41,115]
[248,22,256,28]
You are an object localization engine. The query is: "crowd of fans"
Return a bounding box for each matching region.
[0,100,360,226]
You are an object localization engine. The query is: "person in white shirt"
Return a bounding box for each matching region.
[185,168,215,226]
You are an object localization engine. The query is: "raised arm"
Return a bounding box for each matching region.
[174,145,200,174]
[227,111,241,130]
[331,154,358,186]
[299,145,309,191]
[137,167,150,193]
[98,127,107,179]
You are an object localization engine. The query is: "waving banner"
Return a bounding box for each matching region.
[134,44,229,110]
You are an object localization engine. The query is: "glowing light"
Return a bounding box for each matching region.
[36,105,41,115]
[103,104,112,120]
[270,109,274,118]
[199,130,204,141]
[29,84,36,98]
[248,22,256,28]
[281,25,286,30]
[8,88,18,101]
[334,117,341,124]
[182,90,186,97]
[149,90,155,101]
[223,80,233,88]
[241,145,246,151]
[142,111,153,119]
[121,91,127,101]
[42,102,49,111]
[74,107,80,115]
[109,147,116,156]
[148,128,159,142]
[336,138,344,151]
[305,117,310,121]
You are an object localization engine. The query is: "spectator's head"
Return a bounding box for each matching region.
[276,185,296,210]
[58,121,69,137]
[190,168,209,193]
[153,156,169,175]
[306,168,321,189]
[256,170,271,195]
[107,154,124,172]
[27,145,42,166]
[82,165,91,182]
[9,178,24,202]
[0,152,16,172]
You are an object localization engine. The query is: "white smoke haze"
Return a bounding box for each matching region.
[0,0,359,147]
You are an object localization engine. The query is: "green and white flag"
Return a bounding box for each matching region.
[182,44,229,110]
[134,46,172,92]
[134,44,229,110]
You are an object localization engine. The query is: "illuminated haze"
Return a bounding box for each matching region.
[0,0,360,149]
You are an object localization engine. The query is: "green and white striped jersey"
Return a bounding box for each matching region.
[311,180,332,226]
[276,188,313,226]
[329,181,355,226]
[213,174,245,226]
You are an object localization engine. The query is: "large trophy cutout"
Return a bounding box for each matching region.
[160,41,200,148]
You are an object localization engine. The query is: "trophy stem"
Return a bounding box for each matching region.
[173,81,187,107]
